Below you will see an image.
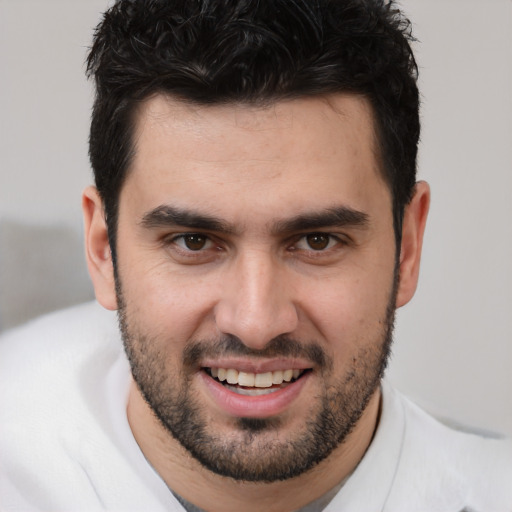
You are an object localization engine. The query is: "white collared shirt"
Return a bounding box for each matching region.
[1,302,511,511]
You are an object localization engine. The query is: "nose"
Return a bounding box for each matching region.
[214,251,299,350]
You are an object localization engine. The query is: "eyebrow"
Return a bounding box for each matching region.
[140,204,369,235]
[271,206,370,234]
[140,205,236,233]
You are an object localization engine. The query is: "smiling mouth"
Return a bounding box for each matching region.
[204,367,311,396]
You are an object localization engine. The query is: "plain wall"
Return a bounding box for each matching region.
[1,0,511,436]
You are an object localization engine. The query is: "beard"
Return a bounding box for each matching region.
[117,270,397,483]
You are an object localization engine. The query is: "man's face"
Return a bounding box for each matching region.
[114,94,398,481]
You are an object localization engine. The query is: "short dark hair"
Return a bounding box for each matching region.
[87,0,419,259]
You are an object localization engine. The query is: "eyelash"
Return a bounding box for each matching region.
[289,233,345,253]
[165,231,347,259]
[162,234,221,263]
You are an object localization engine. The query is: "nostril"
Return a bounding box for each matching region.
[213,270,299,349]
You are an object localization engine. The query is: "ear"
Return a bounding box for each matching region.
[82,186,117,311]
[396,181,430,308]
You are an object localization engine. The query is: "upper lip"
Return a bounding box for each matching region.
[200,357,314,374]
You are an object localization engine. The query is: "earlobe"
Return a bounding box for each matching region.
[82,186,118,311]
[396,181,430,308]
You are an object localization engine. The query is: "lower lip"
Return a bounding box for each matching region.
[199,371,311,419]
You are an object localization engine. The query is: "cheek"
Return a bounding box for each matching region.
[117,251,220,340]
[299,267,395,348]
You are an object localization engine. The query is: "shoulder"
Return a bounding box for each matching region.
[0,303,179,510]
[0,301,122,433]
[0,303,120,451]
[0,301,120,380]
[0,303,131,509]
[386,385,512,511]
[0,300,118,353]
[0,300,122,418]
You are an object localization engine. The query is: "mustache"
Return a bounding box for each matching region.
[183,334,329,370]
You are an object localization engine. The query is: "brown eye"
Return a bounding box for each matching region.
[306,233,330,250]
[183,234,208,251]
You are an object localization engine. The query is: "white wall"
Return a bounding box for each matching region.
[1,0,511,436]
[0,0,108,225]
[388,0,512,437]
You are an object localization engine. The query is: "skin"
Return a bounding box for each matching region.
[83,93,429,511]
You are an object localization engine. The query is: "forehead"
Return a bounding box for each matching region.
[124,93,390,223]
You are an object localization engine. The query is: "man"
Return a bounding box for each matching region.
[0,0,511,510]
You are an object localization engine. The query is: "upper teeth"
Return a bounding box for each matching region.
[210,368,302,388]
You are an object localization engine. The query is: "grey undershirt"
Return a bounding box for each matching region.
[171,480,345,512]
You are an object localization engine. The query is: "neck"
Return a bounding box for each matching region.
[127,381,381,512]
